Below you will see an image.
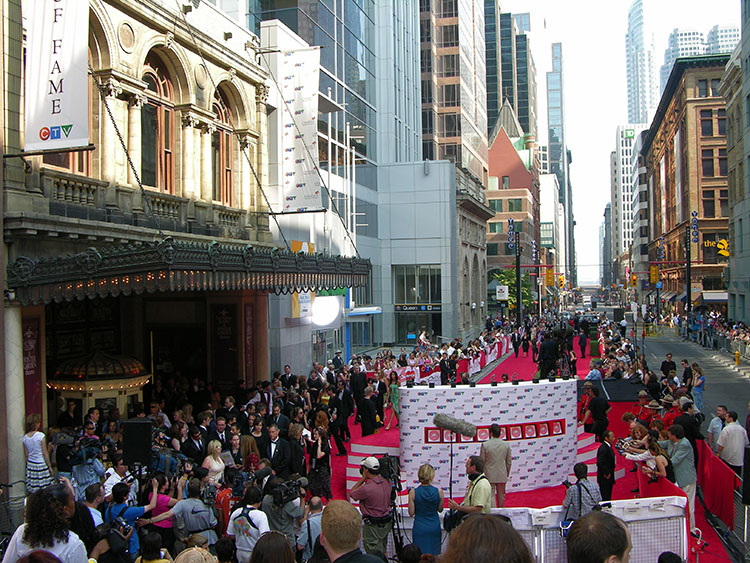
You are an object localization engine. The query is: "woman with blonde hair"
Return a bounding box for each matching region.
[240,435,260,472]
[201,440,225,486]
[408,463,443,555]
[23,414,54,494]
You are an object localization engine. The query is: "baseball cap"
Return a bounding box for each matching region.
[361,456,380,471]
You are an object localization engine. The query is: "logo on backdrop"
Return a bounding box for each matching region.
[423,419,565,444]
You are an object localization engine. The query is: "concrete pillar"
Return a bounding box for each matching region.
[253,292,270,382]
[5,304,25,484]
[181,114,198,199]
[127,93,145,187]
[101,78,122,184]
[200,123,215,202]
[255,85,269,213]
[240,136,254,210]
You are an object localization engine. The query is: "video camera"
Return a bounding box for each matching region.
[232,466,273,498]
[272,477,308,507]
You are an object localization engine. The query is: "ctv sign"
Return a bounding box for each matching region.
[25,0,89,152]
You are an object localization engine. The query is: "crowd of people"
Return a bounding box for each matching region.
[8,308,746,562]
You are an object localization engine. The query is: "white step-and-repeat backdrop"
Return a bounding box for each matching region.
[399,379,577,494]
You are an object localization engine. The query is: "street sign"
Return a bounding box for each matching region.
[650,265,659,284]
[631,302,638,315]
[641,304,647,318]
[656,281,662,289]
[496,285,509,301]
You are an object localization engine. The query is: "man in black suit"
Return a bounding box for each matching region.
[660,353,677,379]
[182,426,207,465]
[208,417,230,451]
[265,402,290,439]
[359,386,378,437]
[439,352,451,385]
[327,387,348,456]
[281,364,295,388]
[350,364,367,423]
[538,333,558,378]
[266,423,291,479]
[511,329,522,358]
[597,430,617,501]
[197,410,212,442]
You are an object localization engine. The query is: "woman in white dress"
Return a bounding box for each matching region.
[23,413,54,494]
[201,439,225,486]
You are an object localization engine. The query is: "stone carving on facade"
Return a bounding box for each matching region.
[255,84,269,105]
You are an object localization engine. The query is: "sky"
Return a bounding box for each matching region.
[500,0,741,285]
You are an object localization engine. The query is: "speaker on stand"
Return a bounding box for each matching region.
[121,419,153,468]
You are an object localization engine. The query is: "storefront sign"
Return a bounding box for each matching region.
[25,0,89,151]
[395,304,442,312]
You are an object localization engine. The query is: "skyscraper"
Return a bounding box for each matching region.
[547,42,575,285]
[660,29,705,93]
[611,125,645,257]
[515,32,537,140]
[705,24,740,54]
[625,0,659,124]
[421,0,488,184]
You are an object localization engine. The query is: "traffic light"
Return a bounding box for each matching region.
[558,275,564,288]
[630,273,637,287]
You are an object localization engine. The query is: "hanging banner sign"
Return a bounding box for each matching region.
[279,48,322,212]
[24,0,90,152]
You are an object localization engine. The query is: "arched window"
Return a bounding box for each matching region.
[211,88,233,205]
[141,53,174,193]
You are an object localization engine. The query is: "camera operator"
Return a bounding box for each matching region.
[71,430,107,500]
[105,478,159,560]
[261,477,305,550]
[144,478,219,550]
[349,456,392,556]
[104,453,139,505]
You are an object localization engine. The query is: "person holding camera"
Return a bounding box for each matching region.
[261,477,305,550]
[144,478,219,551]
[105,479,160,560]
[561,462,602,521]
[146,473,187,556]
[226,485,269,563]
[349,456,392,556]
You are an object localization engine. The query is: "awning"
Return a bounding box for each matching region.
[700,291,728,303]
[6,237,371,305]
[660,291,675,301]
[346,306,382,317]
[677,289,702,303]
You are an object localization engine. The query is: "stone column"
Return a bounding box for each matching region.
[127,93,146,187]
[200,122,216,202]
[181,114,199,199]
[100,78,122,184]
[4,304,25,485]
[255,85,269,213]
[253,292,270,382]
[239,136,255,210]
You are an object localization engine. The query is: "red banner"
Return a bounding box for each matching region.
[23,317,43,422]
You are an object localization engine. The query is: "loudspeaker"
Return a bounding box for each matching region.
[121,419,153,467]
[613,308,625,323]
[742,446,750,505]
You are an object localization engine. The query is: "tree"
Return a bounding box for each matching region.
[492,269,534,308]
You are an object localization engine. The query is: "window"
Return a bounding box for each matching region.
[711,78,721,96]
[698,79,708,97]
[439,113,460,136]
[421,79,433,104]
[420,49,433,73]
[746,94,750,127]
[438,84,459,107]
[439,143,459,162]
[423,141,435,160]
[419,20,431,42]
[739,218,744,252]
[422,110,434,134]
[718,108,726,135]
[702,149,714,177]
[487,243,499,256]
[504,243,515,255]
[700,109,713,136]
[438,24,458,47]
[488,199,502,212]
[437,54,458,77]
[502,176,510,189]
[488,222,502,233]
[703,190,716,218]
[440,0,457,17]
[719,148,727,177]
[508,198,523,212]
[393,265,441,303]
[141,53,174,193]
[720,187,728,217]
[211,88,233,205]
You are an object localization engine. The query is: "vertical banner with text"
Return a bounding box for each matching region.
[25,0,89,151]
[280,48,322,211]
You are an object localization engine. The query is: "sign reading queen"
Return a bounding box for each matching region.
[25,0,90,152]
[398,380,577,493]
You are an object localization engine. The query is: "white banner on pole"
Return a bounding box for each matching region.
[279,48,322,212]
[24,0,89,152]
[496,285,509,301]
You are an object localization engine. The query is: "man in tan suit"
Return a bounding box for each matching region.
[479,423,513,507]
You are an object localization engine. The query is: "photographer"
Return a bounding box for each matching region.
[105,479,159,560]
[104,454,138,505]
[144,478,219,550]
[561,463,602,521]
[349,456,392,556]
[261,477,305,549]
[71,429,106,501]
[226,485,269,563]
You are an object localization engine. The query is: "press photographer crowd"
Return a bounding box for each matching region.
[3,310,746,562]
